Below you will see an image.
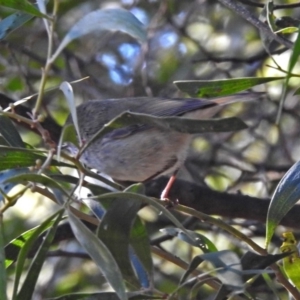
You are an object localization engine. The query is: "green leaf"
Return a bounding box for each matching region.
[5,218,61,268]
[277,27,300,123]
[97,195,142,288]
[0,11,33,40]
[0,216,7,300]
[96,183,152,288]
[0,115,24,147]
[0,168,30,201]
[0,146,72,171]
[129,215,153,281]
[51,9,146,63]
[0,0,49,19]
[266,161,300,247]
[174,77,284,97]
[4,173,69,197]
[91,192,192,240]
[16,210,64,300]
[275,27,299,34]
[49,174,111,195]
[46,292,163,300]
[161,227,217,253]
[287,28,300,75]
[12,210,64,299]
[280,232,300,289]
[80,112,247,156]
[67,208,127,300]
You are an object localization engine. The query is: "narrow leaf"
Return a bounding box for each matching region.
[129,216,153,286]
[0,146,71,171]
[80,112,247,156]
[174,77,284,97]
[51,9,146,62]
[277,28,300,123]
[12,210,64,299]
[287,28,300,74]
[91,192,191,240]
[280,232,300,289]
[0,216,7,300]
[0,168,30,202]
[201,250,244,291]
[60,82,82,145]
[266,161,300,247]
[5,219,59,268]
[161,227,217,253]
[0,11,33,40]
[97,195,142,287]
[4,173,70,198]
[0,115,24,147]
[67,208,127,300]
[16,210,64,300]
[0,0,49,19]
[46,292,163,300]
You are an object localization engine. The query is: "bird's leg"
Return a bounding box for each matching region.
[160,170,178,200]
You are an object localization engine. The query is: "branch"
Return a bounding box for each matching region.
[218,0,293,49]
[145,177,300,229]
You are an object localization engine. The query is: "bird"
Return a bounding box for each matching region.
[65,93,258,196]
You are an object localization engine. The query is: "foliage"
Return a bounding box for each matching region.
[1,0,300,299]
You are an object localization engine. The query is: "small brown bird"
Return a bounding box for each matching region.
[66,93,257,196]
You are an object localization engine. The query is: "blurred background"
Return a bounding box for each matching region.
[2,0,300,299]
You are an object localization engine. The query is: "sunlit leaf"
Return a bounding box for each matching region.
[0,146,72,171]
[280,232,300,289]
[275,27,298,34]
[266,161,300,247]
[174,77,283,97]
